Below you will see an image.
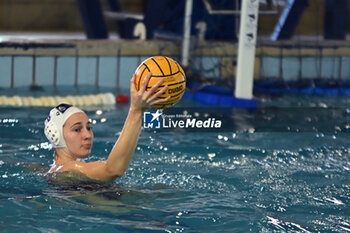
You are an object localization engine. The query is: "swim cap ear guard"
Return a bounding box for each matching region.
[44,103,84,148]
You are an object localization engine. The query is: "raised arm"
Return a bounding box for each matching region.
[76,73,169,182]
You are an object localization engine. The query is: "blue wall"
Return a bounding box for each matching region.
[261,56,350,81]
[1,55,350,89]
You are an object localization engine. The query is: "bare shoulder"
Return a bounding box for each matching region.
[48,160,106,184]
[52,160,82,172]
[49,160,114,182]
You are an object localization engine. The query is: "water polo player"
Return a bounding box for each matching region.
[44,73,169,182]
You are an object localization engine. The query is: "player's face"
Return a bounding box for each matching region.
[63,112,93,158]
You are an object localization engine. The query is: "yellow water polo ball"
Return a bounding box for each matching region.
[134,56,186,109]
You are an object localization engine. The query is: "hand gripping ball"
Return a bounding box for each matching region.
[134,56,186,109]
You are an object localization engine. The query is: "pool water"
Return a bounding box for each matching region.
[0,93,350,232]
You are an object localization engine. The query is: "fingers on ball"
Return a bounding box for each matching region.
[149,79,164,93]
[144,79,165,99]
[147,85,168,103]
[140,72,152,92]
[130,74,137,91]
[151,95,170,105]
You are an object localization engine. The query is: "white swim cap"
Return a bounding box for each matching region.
[44,103,84,148]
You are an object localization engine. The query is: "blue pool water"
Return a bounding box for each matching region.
[0,93,350,232]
